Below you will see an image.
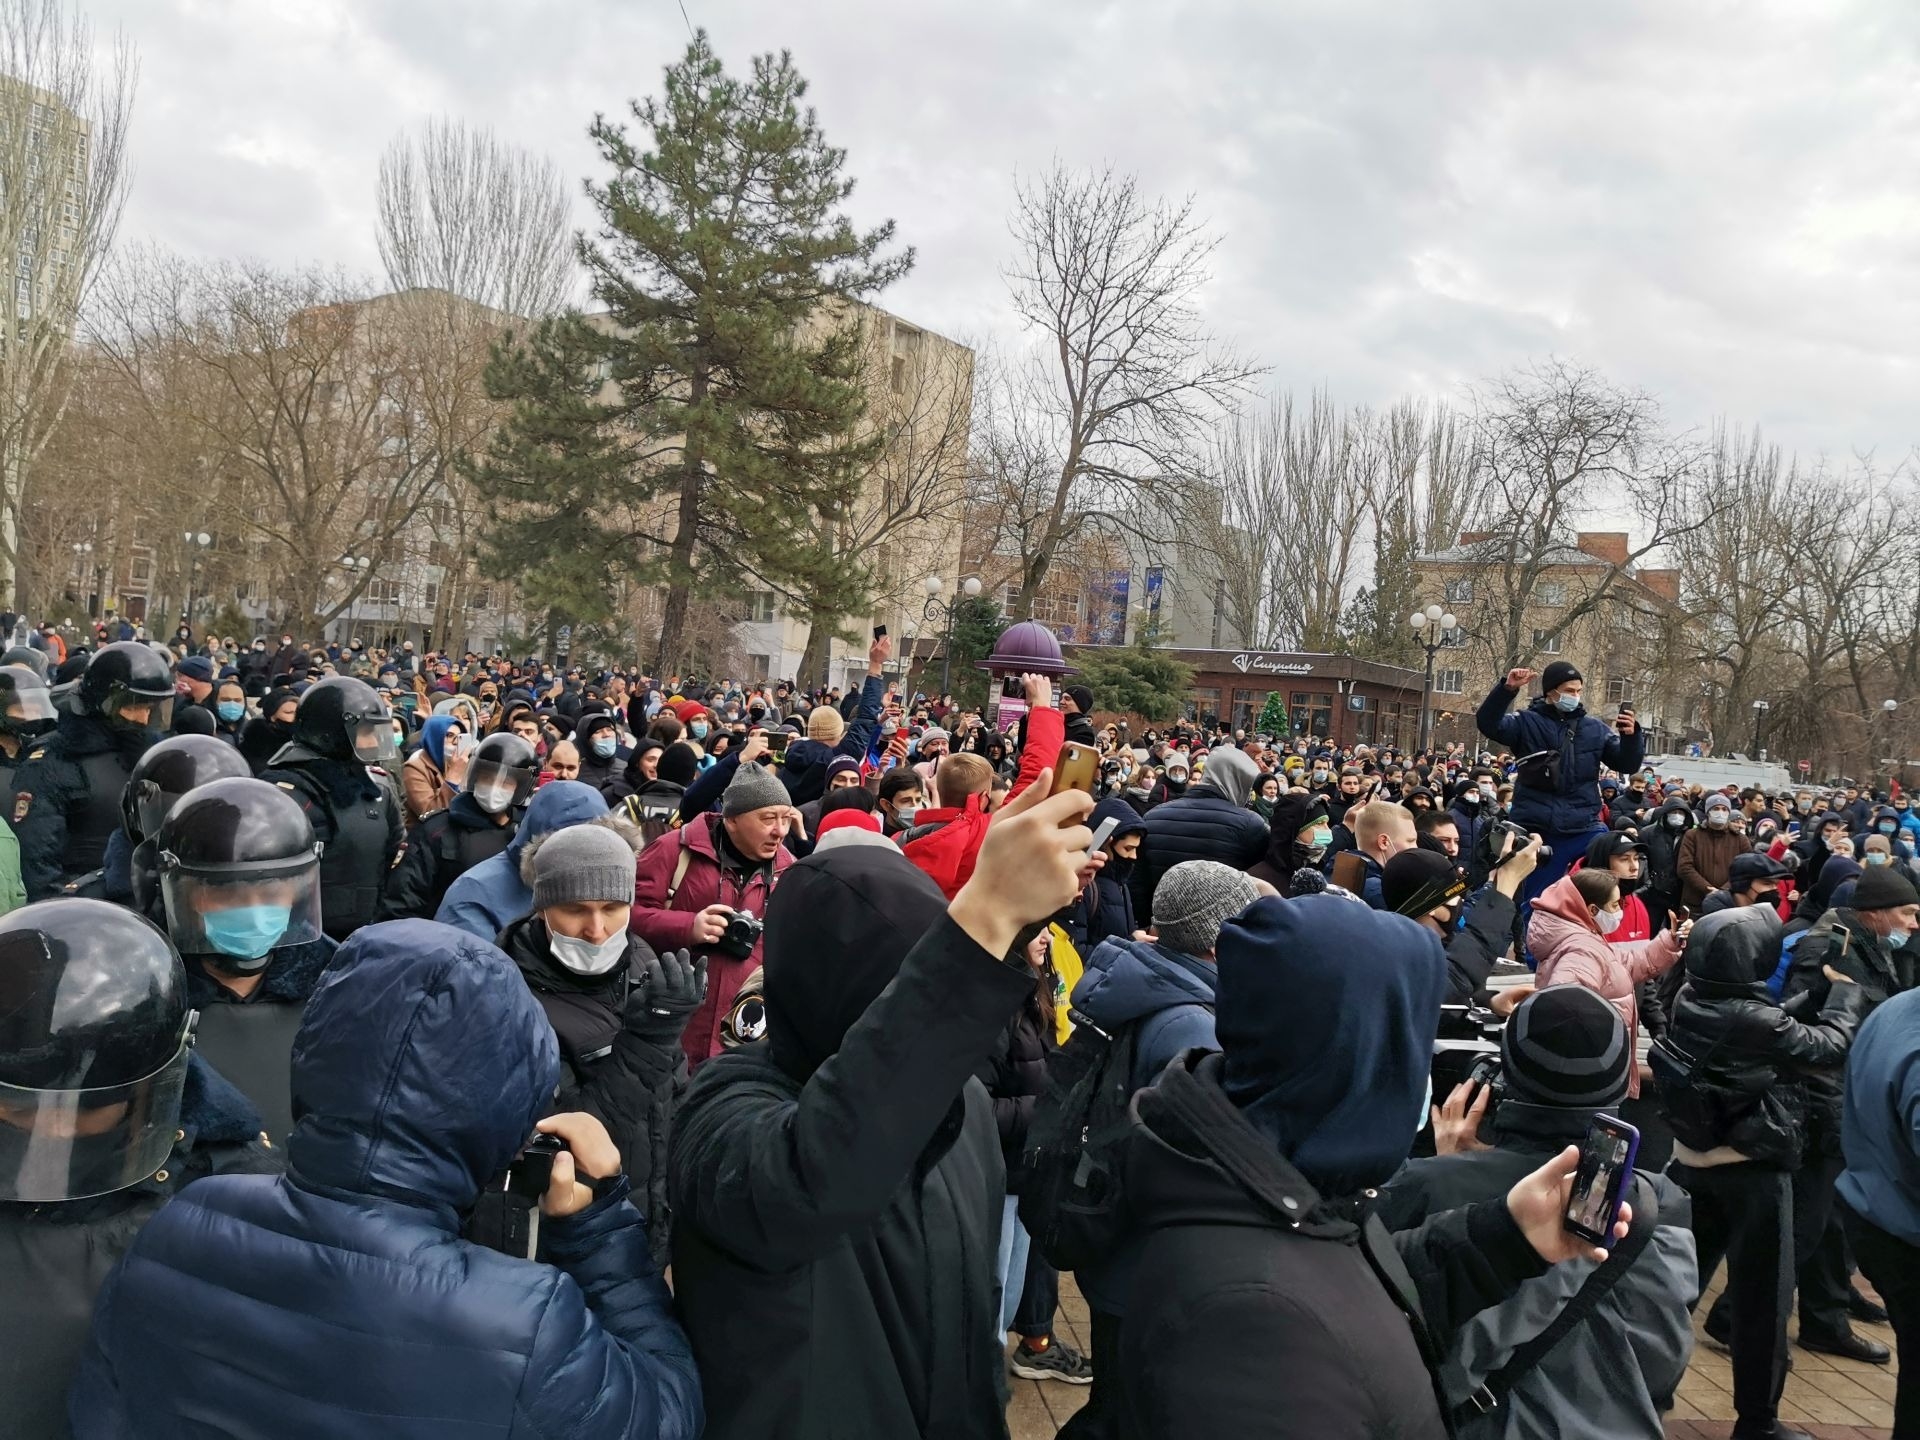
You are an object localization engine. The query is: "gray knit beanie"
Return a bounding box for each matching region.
[531,824,636,908]
[724,760,790,817]
[1153,860,1260,957]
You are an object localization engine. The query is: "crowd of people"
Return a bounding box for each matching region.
[1,616,1917,1440]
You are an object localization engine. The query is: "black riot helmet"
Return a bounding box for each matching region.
[0,662,57,739]
[291,676,397,766]
[0,899,194,1201]
[79,641,177,731]
[157,778,323,973]
[121,733,252,845]
[465,732,538,815]
[1,645,47,680]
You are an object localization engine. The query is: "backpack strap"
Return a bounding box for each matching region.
[1452,1174,1661,1426]
[663,840,694,907]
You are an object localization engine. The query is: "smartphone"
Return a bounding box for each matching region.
[1002,674,1025,701]
[766,731,791,756]
[1564,1113,1640,1247]
[1330,851,1368,894]
[873,624,887,641]
[1085,814,1120,856]
[1049,741,1100,799]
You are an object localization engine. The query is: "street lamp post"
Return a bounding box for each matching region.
[343,556,371,644]
[1883,698,1899,790]
[923,574,983,697]
[1408,603,1458,753]
[71,541,93,619]
[181,531,210,628]
[1750,698,1770,760]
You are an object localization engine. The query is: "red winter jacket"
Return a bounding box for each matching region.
[631,811,792,1066]
[902,706,1063,899]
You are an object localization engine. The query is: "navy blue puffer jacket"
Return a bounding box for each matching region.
[1474,681,1645,835]
[1130,790,1268,924]
[70,918,702,1440]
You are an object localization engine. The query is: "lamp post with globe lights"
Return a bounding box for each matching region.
[1882,698,1899,791]
[181,531,211,630]
[923,574,982,696]
[1750,698,1770,760]
[1409,603,1458,753]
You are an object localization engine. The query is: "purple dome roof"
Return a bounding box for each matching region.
[980,620,1071,676]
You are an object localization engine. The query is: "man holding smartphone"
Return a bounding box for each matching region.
[1476,661,1645,921]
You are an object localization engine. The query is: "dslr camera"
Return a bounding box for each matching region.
[716,908,764,960]
[1476,818,1534,875]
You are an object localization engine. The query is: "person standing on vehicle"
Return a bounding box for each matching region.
[1476,661,1645,918]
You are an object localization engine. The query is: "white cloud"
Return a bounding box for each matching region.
[72,0,1920,459]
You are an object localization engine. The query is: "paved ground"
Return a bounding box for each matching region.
[1006,1270,1901,1438]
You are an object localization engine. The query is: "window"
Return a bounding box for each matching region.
[1433,669,1464,695]
[1533,629,1562,655]
[467,587,493,611]
[422,581,440,610]
[1606,676,1635,704]
[745,590,777,623]
[1186,687,1223,729]
[1031,590,1084,631]
[1441,625,1468,648]
[129,548,154,585]
[1290,691,1335,740]
[746,653,771,680]
[890,356,908,394]
[365,577,402,606]
[1537,581,1566,608]
[1444,578,1474,604]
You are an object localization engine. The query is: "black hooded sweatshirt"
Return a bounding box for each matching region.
[667,844,1032,1440]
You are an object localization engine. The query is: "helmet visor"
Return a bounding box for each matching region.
[161,856,323,965]
[467,758,536,815]
[350,718,399,767]
[104,683,172,732]
[0,1033,190,1201]
[1,687,56,735]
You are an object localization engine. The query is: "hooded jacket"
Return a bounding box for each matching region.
[1073,797,1149,949]
[575,712,626,793]
[667,846,1033,1440]
[1640,797,1694,902]
[1658,906,1870,1169]
[1130,749,1269,924]
[1247,791,1328,889]
[401,713,457,823]
[1528,875,1682,1099]
[1474,682,1644,836]
[1117,1050,1548,1440]
[434,780,608,940]
[632,810,792,1066]
[1791,811,1847,899]
[901,706,1062,900]
[378,789,515,922]
[1381,1102,1697,1440]
[777,673,885,807]
[70,920,701,1440]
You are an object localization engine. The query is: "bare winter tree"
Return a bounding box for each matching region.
[1002,162,1262,617]
[1454,358,1709,675]
[376,116,575,319]
[0,0,134,605]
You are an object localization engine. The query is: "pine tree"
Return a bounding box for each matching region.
[1257,690,1289,738]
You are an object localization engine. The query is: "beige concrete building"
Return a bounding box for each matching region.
[1408,530,1700,752]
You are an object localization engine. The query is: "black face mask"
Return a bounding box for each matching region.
[1749,889,1778,908]
[1616,874,1643,896]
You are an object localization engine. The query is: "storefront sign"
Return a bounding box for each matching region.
[1228,653,1315,676]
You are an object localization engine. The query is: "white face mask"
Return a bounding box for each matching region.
[472,780,518,815]
[1706,812,1729,829]
[549,929,628,976]
[1594,906,1624,936]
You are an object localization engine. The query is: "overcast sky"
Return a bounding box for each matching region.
[81,0,1920,464]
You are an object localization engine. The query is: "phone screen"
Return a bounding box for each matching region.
[1564,1115,1639,1244]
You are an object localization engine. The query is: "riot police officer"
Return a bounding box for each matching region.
[0,644,48,680]
[103,733,251,918]
[259,676,403,941]
[12,641,173,901]
[377,731,537,921]
[0,663,58,803]
[157,778,334,1143]
[0,898,278,1436]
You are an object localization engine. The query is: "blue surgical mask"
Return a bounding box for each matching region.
[216,701,244,723]
[592,735,617,759]
[689,722,709,740]
[1880,822,1898,835]
[202,904,291,961]
[1888,928,1909,950]
[1554,692,1580,714]
[1865,852,1890,866]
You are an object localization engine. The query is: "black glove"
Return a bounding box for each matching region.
[636,947,707,1023]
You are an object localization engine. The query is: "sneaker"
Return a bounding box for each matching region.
[1010,1339,1094,1385]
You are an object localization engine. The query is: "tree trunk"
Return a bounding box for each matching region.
[654,466,702,673]
[796,612,833,692]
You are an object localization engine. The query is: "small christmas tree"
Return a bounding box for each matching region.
[1256,691,1289,739]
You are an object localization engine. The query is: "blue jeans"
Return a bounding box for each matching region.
[995,1195,1031,1333]
[1519,823,1609,963]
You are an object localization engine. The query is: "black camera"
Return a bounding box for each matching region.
[1476,818,1533,874]
[716,908,764,960]
[504,1132,567,1201]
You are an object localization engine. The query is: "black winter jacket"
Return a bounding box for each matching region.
[1445,888,1517,1005]
[1131,788,1268,924]
[11,712,156,900]
[1118,1051,1549,1440]
[377,792,516,921]
[1781,907,1916,1155]
[1640,799,1694,904]
[498,916,684,1266]
[976,983,1054,1197]
[668,912,1032,1440]
[1657,907,1871,1169]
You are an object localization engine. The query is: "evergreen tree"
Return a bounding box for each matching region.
[1074,636,1196,724]
[467,33,910,673]
[945,596,1009,710]
[1256,690,1289,738]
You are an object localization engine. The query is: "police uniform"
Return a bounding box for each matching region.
[259,745,403,941]
[11,712,153,901]
[376,794,516,922]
